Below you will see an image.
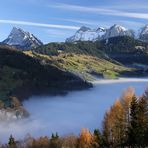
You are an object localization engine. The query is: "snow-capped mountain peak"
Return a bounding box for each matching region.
[139,25,148,41]
[112,24,126,31]
[102,24,133,39]
[66,26,106,42]
[140,25,148,35]
[3,27,43,49]
[66,24,135,42]
[77,26,91,32]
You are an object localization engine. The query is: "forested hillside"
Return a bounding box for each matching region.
[35,36,148,57]
[0,45,91,110]
[32,36,148,78]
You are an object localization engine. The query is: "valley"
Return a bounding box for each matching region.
[0,24,148,146]
[0,78,147,143]
[1,25,148,121]
[1,0,148,146]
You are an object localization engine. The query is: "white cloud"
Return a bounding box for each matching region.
[49,3,148,20]
[0,19,79,30]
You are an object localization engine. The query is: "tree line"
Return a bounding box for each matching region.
[1,87,148,148]
[102,87,148,148]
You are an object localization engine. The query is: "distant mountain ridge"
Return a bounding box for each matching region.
[66,26,106,42]
[2,27,43,49]
[2,24,148,48]
[66,24,148,42]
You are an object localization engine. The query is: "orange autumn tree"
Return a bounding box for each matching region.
[78,128,93,148]
[31,136,49,148]
[102,100,125,147]
[102,87,135,147]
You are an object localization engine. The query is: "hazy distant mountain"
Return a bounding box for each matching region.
[3,27,43,49]
[66,26,106,42]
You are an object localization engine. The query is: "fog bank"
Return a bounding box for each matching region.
[0,78,148,142]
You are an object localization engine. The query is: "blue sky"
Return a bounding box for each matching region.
[0,0,148,43]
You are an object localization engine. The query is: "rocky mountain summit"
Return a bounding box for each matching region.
[3,27,43,49]
[66,26,106,42]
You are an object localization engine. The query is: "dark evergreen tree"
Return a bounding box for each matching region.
[138,94,148,147]
[93,129,103,148]
[8,135,16,148]
[127,95,139,147]
[49,133,59,148]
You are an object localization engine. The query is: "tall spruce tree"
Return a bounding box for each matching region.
[8,135,16,148]
[93,129,103,148]
[127,95,139,147]
[138,94,148,147]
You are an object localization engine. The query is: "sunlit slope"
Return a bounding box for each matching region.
[24,51,132,80]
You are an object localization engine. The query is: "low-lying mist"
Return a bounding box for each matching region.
[0,78,148,143]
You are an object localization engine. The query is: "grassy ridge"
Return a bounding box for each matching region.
[24,51,132,80]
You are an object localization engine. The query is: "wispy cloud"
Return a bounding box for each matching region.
[50,3,111,13]
[56,18,101,26]
[49,3,148,20]
[106,5,148,10]
[116,20,145,28]
[0,19,79,30]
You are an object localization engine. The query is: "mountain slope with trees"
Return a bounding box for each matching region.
[33,36,148,78]
[0,45,91,119]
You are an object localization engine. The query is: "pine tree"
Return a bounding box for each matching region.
[138,94,148,147]
[93,129,102,148]
[127,95,139,147]
[8,135,16,148]
[49,133,59,148]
